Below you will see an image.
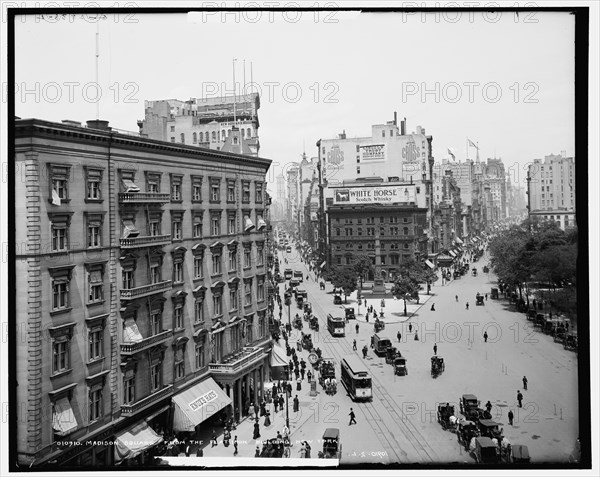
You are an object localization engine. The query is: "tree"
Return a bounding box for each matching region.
[352,254,374,293]
[392,276,421,316]
[328,266,357,303]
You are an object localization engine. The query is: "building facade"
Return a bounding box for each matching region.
[528,153,576,230]
[138,93,260,157]
[326,181,429,281]
[15,118,272,467]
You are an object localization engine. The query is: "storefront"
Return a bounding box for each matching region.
[114,421,164,465]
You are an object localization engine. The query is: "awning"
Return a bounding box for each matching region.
[172,378,232,432]
[114,421,163,463]
[123,319,143,343]
[448,250,457,258]
[270,342,289,368]
[455,236,464,244]
[52,396,78,436]
[320,261,326,269]
[424,259,435,269]
[122,220,139,239]
[122,179,140,193]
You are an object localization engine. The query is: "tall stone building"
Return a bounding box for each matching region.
[14,118,272,467]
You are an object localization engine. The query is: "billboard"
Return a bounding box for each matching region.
[333,185,416,204]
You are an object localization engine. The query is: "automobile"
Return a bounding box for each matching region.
[289,279,300,289]
[477,419,503,439]
[394,356,408,376]
[284,269,293,280]
[459,394,481,420]
[437,403,457,432]
[318,359,336,388]
[472,436,499,463]
[344,307,355,320]
[296,295,305,309]
[453,271,461,279]
[491,288,499,299]
[321,428,341,459]
[301,332,313,351]
[333,295,342,305]
[293,270,304,282]
[286,246,292,253]
[431,355,445,378]
[472,268,478,276]
[476,294,485,306]
[385,346,399,364]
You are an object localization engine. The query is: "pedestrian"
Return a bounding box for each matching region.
[211,430,218,447]
[483,331,488,343]
[279,394,285,412]
[260,399,266,417]
[433,343,437,355]
[397,331,402,342]
[485,400,492,413]
[523,376,528,390]
[517,390,523,408]
[300,367,305,380]
[409,323,413,333]
[466,302,469,310]
[297,377,302,391]
[364,298,367,307]
[455,295,459,302]
[293,394,299,412]
[274,397,279,413]
[349,407,357,425]
[300,358,306,371]
[370,335,374,348]
[307,370,312,382]
[254,402,259,418]
[353,339,357,351]
[305,441,312,458]
[485,293,488,300]
[431,303,436,311]
[196,447,204,457]
[233,436,238,455]
[362,345,368,358]
[508,409,514,425]
[294,368,300,380]
[287,382,292,397]
[185,438,191,456]
[255,445,260,457]
[299,444,307,458]
[355,323,359,334]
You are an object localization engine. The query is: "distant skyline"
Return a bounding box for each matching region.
[14,8,576,193]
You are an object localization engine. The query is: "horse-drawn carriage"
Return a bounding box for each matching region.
[309,316,319,331]
[301,332,313,351]
[394,356,408,376]
[374,318,385,333]
[385,346,400,364]
[318,359,336,389]
[457,420,479,450]
[293,315,303,330]
[431,356,445,378]
[437,403,457,432]
[476,293,485,306]
[491,287,499,299]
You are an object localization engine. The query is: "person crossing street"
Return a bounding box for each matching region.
[522,376,528,390]
[348,408,357,425]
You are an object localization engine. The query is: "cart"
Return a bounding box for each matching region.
[322,428,341,459]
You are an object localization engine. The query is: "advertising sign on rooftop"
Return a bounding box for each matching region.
[333,185,416,204]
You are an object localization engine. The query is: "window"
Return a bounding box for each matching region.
[357,228,363,236]
[150,262,162,283]
[213,294,222,315]
[403,227,410,235]
[345,242,353,249]
[211,215,221,236]
[174,348,185,380]
[255,182,263,203]
[257,278,265,301]
[212,131,216,142]
[228,213,237,234]
[85,167,103,201]
[243,246,252,268]
[52,339,70,373]
[367,227,375,236]
[193,132,197,144]
[87,268,104,304]
[86,213,104,248]
[170,125,175,132]
[336,256,342,265]
[335,228,341,236]
[195,343,205,369]
[247,128,251,138]
[170,137,175,143]
[256,245,264,266]
[173,262,183,283]
[53,281,69,310]
[174,306,184,330]
[52,225,68,251]
[357,167,361,174]
[192,176,203,202]
[123,371,135,404]
[212,252,222,275]
[380,217,384,223]
[230,287,238,310]
[195,299,204,323]
[210,178,221,203]
[242,181,251,203]
[150,363,162,392]
[122,269,134,289]
[88,387,102,422]
[380,227,385,236]
[172,220,182,240]
[193,213,203,238]
[149,215,161,236]
[88,327,104,361]
[48,164,71,204]
[345,228,352,236]
[244,282,252,306]
[382,130,385,137]
[180,133,185,144]
[345,256,351,265]
[227,180,236,202]
[151,311,162,335]
[171,174,183,201]
[194,256,203,279]
[229,249,237,270]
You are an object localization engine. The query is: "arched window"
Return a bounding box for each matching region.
[199,132,204,142]
[192,132,197,144]
[212,131,216,142]
[233,137,238,145]
[180,133,185,144]
[221,130,226,140]
[247,128,251,138]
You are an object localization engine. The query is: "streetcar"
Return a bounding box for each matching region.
[284,269,293,280]
[340,356,372,401]
[327,314,346,337]
[293,270,304,282]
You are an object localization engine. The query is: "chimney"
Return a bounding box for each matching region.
[400,119,406,135]
[86,119,111,131]
[394,111,397,125]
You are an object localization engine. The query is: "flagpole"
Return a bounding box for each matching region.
[476,141,479,163]
[466,138,469,160]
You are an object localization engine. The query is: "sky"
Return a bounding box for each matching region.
[13,8,577,193]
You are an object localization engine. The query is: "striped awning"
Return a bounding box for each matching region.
[122,179,140,193]
[114,421,162,463]
[52,397,78,436]
[172,378,232,432]
[424,260,435,269]
[123,319,143,343]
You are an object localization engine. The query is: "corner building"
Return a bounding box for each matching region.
[14,118,272,466]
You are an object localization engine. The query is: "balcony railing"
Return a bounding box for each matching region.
[120,234,172,249]
[120,280,172,300]
[120,329,173,355]
[118,192,171,204]
[120,384,173,415]
[209,347,264,375]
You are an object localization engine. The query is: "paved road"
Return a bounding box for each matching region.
[279,248,579,464]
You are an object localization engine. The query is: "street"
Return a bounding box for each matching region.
[275,247,579,464]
